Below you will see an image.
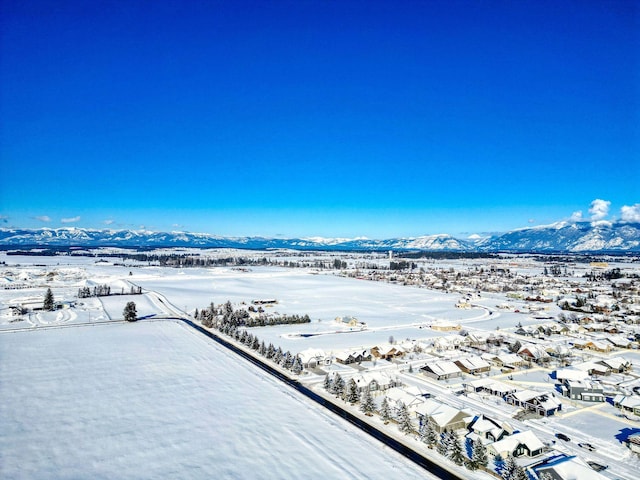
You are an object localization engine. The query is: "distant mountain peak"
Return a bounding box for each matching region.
[1,222,639,253]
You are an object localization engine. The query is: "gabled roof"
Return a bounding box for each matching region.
[412,399,469,428]
[385,387,424,408]
[456,355,490,370]
[422,360,461,376]
[489,430,544,456]
[297,348,326,363]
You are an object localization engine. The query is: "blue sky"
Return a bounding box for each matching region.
[1,0,638,238]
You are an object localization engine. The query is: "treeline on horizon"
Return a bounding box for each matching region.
[2,246,637,264]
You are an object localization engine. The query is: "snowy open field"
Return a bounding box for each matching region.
[3,253,640,478]
[0,320,435,479]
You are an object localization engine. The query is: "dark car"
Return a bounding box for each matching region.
[555,433,571,442]
[578,442,596,451]
[587,461,608,472]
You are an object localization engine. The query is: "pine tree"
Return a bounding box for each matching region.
[123,301,137,322]
[266,343,275,359]
[501,454,517,480]
[291,356,303,374]
[360,387,375,415]
[397,402,413,434]
[470,438,488,470]
[380,397,392,423]
[344,378,359,404]
[512,466,528,480]
[332,373,345,397]
[323,374,333,391]
[448,433,465,466]
[422,419,438,448]
[436,431,450,456]
[43,288,55,311]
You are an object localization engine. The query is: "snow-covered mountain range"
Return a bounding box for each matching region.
[0,222,639,253]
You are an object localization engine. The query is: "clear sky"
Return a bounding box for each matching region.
[1,0,638,238]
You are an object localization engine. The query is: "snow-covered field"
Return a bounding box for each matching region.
[2,253,640,479]
[0,320,435,479]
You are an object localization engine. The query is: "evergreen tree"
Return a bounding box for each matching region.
[396,402,413,434]
[448,433,465,466]
[436,431,450,456]
[123,301,137,322]
[291,356,303,374]
[43,288,55,311]
[512,466,528,480]
[501,454,517,480]
[360,387,375,415]
[258,341,267,356]
[344,378,359,404]
[380,397,392,423]
[493,453,505,475]
[331,373,345,397]
[273,348,283,365]
[323,374,333,391]
[266,343,275,359]
[422,419,438,448]
[470,438,488,470]
[281,351,293,369]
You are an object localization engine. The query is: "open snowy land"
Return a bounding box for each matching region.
[0,320,436,479]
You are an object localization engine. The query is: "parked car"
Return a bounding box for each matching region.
[587,461,608,472]
[578,442,596,451]
[555,433,571,442]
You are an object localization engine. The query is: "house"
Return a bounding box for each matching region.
[384,387,424,411]
[371,343,405,360]
[412,398,470,433]
[505,389,562,416]
[466,414,512,444]
[531,454,609,480]
[597,357,632,373]
[335,315,366,330]
[431,321,461,332]
[454,355,491,375]
[333,348,371,365]
[553,367,589,383]
[433,335,464,351]
[487,430,545,458]
[573,339,612,353]
[420,360,462,380]
[625,433,640,454]
[518,344,550,364]
[464,378,516,398]
[561,380,604,402]
[352,371,397,393]
[487,353,526,369]
[573,361,610,376]
[613,395,640,416]
[297,348,327,368]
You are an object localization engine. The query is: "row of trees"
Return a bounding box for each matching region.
[198,301,304,375]
[77,284,143,298]
[196,301,311,329]
[322,373,529,478]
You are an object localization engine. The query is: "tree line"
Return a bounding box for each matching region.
[197,301,305,375]
[322,373,528,479]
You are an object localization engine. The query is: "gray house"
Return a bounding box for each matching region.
[561,379,604,402]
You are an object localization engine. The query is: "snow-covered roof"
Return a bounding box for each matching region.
[297,348,326,363]
[535,455,610,480]
[489,430,544,457]
[456,355,490,370]
[554,367,589,382]
[423,360,462,376]
[412,398,469,428]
